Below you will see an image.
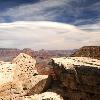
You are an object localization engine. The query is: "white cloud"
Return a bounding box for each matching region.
[78,22,100,32]
[0,21,99,49]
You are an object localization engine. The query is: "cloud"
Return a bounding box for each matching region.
[0,0,100,25]
[0,21,99,50]
[0,0,68,22]
[78,22,100,32]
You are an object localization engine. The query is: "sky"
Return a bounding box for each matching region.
[0,0,100,50]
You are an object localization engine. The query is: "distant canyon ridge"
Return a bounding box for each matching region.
[0,48,75,62]
[71,46,100,59]
[0,46,100,62]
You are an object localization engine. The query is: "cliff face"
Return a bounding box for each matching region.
[71,46,100,59]
[50,57,100,100]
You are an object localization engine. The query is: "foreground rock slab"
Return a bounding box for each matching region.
[0,75,52,100]
[24,75,52,95]
[24,92,64,100]
[0,53,52,100]
[50,57,100,100]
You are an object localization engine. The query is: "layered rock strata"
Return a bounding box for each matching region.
[71,46,100,59]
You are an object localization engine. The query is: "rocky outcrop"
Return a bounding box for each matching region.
[0,62,23,100]
[50,57,100,100]
[12,53,37,78]
[1,52,100,100]
[25,75,52,95]
[0,74,52,100]
[71,46,100,59]
[0,53,52,100]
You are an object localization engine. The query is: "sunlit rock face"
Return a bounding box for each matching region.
[0,62,17,94]
[0,53,52,100]
[24,92,64,100]
[0,74,52,100]
[12,53,38,79]
[0,62,23,100]
[51,57,100,100]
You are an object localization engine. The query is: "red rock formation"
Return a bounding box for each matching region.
[71,46,100,59]
[0,48,20,61]
[36,61,56,79]
[21,48,35,58]
[0,48,35,61]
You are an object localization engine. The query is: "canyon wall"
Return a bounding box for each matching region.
[71,46,100,59]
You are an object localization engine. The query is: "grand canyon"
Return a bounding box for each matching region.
[0,0,100,100]
[0,46,100,100]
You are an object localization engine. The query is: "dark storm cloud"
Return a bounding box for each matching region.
[0,0,100,25]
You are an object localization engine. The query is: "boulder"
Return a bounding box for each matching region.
[21,75,52,96]
[12,53,38,79]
